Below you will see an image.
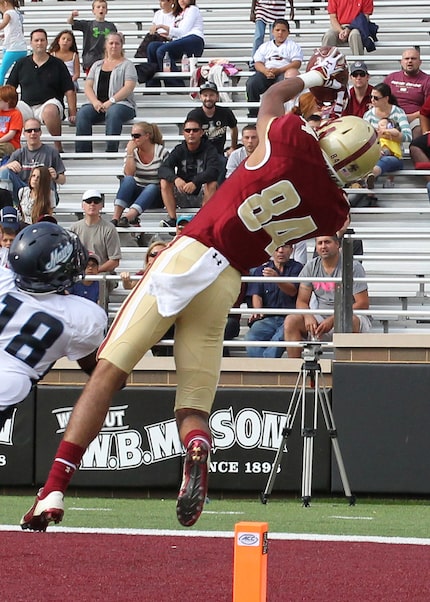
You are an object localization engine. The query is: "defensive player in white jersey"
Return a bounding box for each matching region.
[21,49,380,531]
[0,222,107,431]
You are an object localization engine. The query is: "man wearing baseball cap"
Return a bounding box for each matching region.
[187,81,238,183]
[343,60,373,118]
[69,190,121,290]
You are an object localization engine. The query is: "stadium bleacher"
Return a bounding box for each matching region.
[14,0,430,342]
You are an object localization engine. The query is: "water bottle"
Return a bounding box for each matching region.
[163,55,171,72]
[181,54,190,72]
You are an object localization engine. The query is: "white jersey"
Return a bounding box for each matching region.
[0,267,107,411]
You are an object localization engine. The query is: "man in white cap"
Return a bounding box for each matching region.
[69,189,121,284]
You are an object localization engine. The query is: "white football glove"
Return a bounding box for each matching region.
[311,48,346,90]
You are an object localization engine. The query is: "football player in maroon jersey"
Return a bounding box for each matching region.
[21,48,379,532]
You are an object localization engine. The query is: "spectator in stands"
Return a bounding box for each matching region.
[17,165,55,224]
[7,28,77,153]
[384,48,430,138]
[363,83,411,188]
[225,124,259,178]
[49,30,81,92]
[343,60,373,118]
[322,0,374,56]
[120,239,173,355]
[245,243,302,358]
[158,118,220,228]
[75,32,137,154]
[69,253,101,304]
[120,240,167,291]
[111,122,169,228]
[0,206,20,268]
[70,189,121,289]
[134,0,176,75]
[409,95,430,200]
[249,1,295,69]
[187,81,238,182]
[246,19,303,118]
[0,0,27,85]
[0,84,22,158]
[146,0,205,88]
[176,213,193,234]
[0,117,66,203]
[68,0,117,74]
[284,235,371,358]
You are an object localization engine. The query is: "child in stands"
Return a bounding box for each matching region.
[68,0,117,74]
[69,253,100,304]
[49,30,81,92]
[0,0,27,85]
[17,165,55,224]
[0,84,22,158]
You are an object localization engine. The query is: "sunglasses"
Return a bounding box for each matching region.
[370,95,383,100]
[352,71,366,77]
[84,198,102,204]
[24,127,41,133]
[131,133,143,139]
[183,127,201,133]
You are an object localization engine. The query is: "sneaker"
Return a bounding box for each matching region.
[365,174,375,189]
[20,488,64,531]
[111,219,118,227]
[118,216,130,228]
[160,216,176,228]
[176,438,209,527]
[383,179,395,188]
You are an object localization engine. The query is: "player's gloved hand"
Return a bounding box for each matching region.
[311,47,346,89]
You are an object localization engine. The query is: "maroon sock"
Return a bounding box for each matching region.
[40,440,85,498]
[183,429,211,449]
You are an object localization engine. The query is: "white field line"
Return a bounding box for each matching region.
[1,524,430,546]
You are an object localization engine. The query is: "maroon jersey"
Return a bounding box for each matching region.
[183,112,349,273]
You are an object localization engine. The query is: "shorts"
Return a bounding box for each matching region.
[314,313,372,339]
[17,98,65,123]
[98,236,241,414]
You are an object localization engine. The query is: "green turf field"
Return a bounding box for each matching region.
[2,494,429,538]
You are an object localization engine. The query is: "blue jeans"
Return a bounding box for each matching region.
[377,155,403,175]
[0,167,25,202]
[244,316,286,358]
[115,176,163,214]
[0,49,27,85]
[147,35,204,87]
[250,20,273,63]
[76,103,136,152]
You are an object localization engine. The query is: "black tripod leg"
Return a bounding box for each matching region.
[301,370,318,507]
[260,371,303,504]
[317,372,356,506]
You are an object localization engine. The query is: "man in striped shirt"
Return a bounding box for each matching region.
[249,0,295,68]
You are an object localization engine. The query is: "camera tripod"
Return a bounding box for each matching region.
[261,343,355,507]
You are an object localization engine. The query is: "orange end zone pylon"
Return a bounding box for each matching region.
[233,521,268,602]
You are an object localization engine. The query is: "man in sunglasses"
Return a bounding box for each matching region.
[21,48,379,532]
[158,118,219,227]
[0,118,66,204]
[69,189,121,291]
[343,60,373,119]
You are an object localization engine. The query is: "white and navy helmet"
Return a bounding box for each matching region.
[9,222,88,294]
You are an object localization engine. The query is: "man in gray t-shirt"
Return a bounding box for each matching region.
[284,235,372,357]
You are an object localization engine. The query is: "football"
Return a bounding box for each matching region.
[306,46,349,102]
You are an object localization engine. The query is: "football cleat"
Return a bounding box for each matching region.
[20,488,64,532]
[176,438,209,527]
